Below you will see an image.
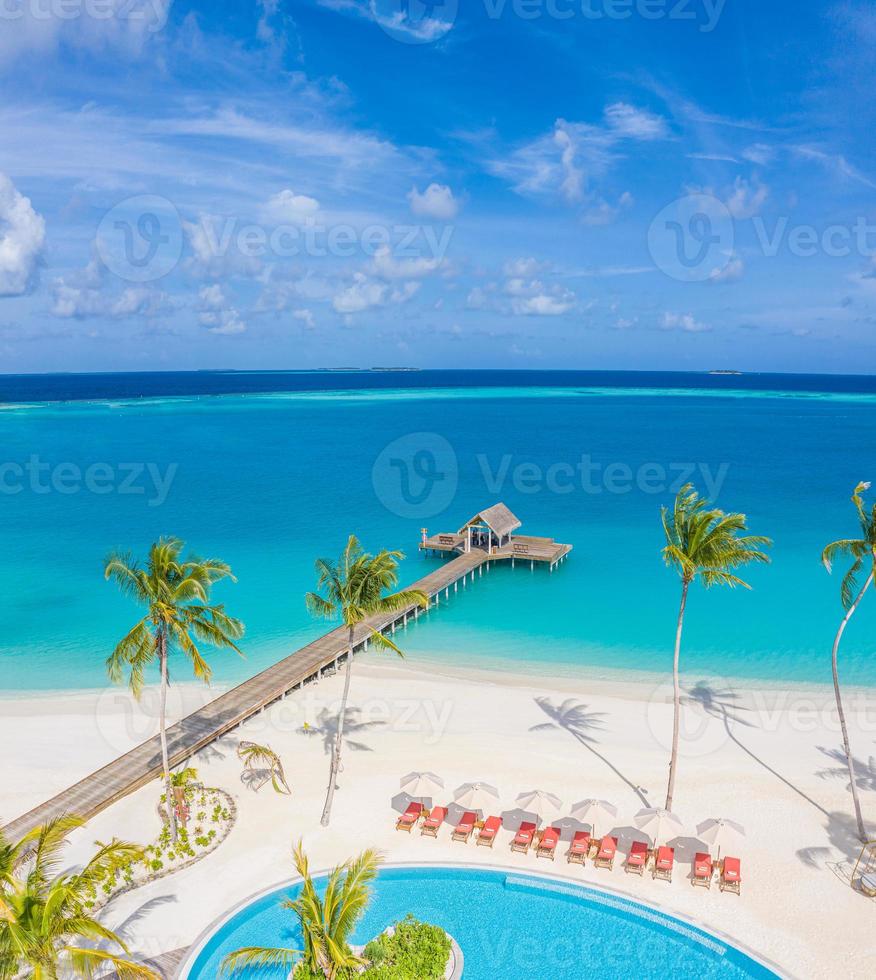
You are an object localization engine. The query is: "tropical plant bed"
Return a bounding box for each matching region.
[83,785,236,911]
[361,916,455,979]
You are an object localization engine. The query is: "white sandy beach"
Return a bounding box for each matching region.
[2,657,876,978]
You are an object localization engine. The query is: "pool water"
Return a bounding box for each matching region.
[183,866,778,979]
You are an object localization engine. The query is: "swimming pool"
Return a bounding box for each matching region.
[180,865,780,979]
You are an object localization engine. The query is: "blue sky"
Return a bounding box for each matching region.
[1,0,875,372]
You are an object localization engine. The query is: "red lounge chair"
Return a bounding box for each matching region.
[567,830,591,864]
[625,840,649,876]
[452,811,477,843]
[477,815,502,848]
[511,821,537,853]
[693,852,713,889]
[421,806,447,837]
[593,835,619,870]
[536,827,561,860]
[395,802,423,833]
[720,857,742,895]
[653,846,675,882]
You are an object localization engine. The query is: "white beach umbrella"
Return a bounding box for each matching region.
[399,771,444,803]
[453,781,500,814]
[569,799,618,839]
[696,817,746,859]
[516,789,563,825]
[634,807,684,847]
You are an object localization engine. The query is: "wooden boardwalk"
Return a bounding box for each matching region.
[4,548,519,840]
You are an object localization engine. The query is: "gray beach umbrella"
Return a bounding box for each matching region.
[515,789,564,824]
[453,781,500,814]
[569,799,618,839]
[400,771,444,804]
[634,807,684,847]
[696,817,746,859]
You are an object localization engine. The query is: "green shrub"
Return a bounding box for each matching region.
[363,916,451,979]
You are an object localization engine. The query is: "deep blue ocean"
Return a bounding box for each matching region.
[1,369,874,691]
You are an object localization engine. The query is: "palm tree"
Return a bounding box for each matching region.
[105,537,244,840]
[660,484,771,811]
[822,481,876,843]
[222,841,380,979]
[305,535,428,827]
[0,816,158,978]
[237,741,291,795]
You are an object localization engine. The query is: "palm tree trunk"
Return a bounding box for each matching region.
[665,579,689,812]
[830,572,872,843]
[158,631,177,842]
[321,627,356,827]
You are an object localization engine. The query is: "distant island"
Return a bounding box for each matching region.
[708,370,743,375]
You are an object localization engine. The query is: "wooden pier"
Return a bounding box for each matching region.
[3,505,570,840]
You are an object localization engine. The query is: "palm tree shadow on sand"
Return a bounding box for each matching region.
[531,697,650,806]
[302,706,385,756]
[684,681,829,818]
[815,744,876,794]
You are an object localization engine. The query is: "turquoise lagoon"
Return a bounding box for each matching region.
[0,370,874,692]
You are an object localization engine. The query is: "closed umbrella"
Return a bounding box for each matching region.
[569,799,618,840]
[696,817,746,860]
[634,807,684,847]
[516,790,563,825]
[453,781,500,815]
[399,771,444,805]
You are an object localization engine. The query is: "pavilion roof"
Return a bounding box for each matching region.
[459,503,522,538]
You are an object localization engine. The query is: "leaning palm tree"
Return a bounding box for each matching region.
[306,535,428,827]
[105,537,244,840]
[0,816,158,979]
[822,481,876,843]
[222,841,380,979]
[661,484,771,811]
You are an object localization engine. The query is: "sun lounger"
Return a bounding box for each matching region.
[720,857,741,895]
[452,811,477,843]
[692,852,713,888]
[567,830,591,864]
[395,802,423,832]
[859,872,876,897]
[420,806,447,837]
[510,821,537,853]
[625,840,649,875]
[536,827,561,860]
[593,835,619,870]
[477,815,502,847]
[653,846,674,882]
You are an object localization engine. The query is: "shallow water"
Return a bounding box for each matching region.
[0,370,873,691]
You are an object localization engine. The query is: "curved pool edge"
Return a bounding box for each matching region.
[173,861,792,980]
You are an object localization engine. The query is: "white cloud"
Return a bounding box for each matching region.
[604,103,669,140]
[0,0,171,67]
[506,278,576,316]
[293,308,315,329]
[198,283,246,335]
[742,143,774,166]
[371,245,441,280]
[709,255,745,283]
[51,283,169,319]
[503,257,546,277]
[262,188,320,224]
[725,176,769,219]
[581,191,634,226]
[0,173,46,296]
[660,311,711,332]
[487,106,666,211]
[332,273,387,314]
[408,183,459,220]
[466,286,488,309]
